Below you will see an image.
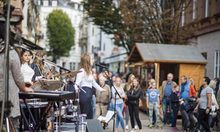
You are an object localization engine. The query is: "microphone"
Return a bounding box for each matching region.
[95,63,108,69]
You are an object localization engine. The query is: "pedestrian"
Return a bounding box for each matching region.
[189,77,197,97]
[75,53,105,119]
[180,75,191,100]
[216,78,220,132]
[126,78,142,132]
[170,85,180,129]
[161,73,177,125]
[96,75,111,116]
[0,48,33,129]
[123,74,136,130]
[110,76,126,132]
[209,80,219,129]
[146,79,162,128]
[20,49,35,86]
[194,77,212,132]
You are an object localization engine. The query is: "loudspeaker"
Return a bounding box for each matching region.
[86,119,103,132]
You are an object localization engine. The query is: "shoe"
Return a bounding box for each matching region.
[125,125,129,130]
[148,124,154,128]
[135,125,138,130]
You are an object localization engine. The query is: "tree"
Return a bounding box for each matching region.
[83,0,192,53]
[47,9,75,61]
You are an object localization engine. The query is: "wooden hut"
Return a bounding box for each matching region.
[128,43,207,91]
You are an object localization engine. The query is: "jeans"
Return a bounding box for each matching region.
[128,104,142,129]
[124,105,130,125]
[198,109,211,132]
[92,95,96,119]
[149,102,161,125]
[171,103,179,127]
[162,97,171,124]
[110,102,125,129]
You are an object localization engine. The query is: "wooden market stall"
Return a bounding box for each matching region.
[128,43,207,90]
[128,43,207,111]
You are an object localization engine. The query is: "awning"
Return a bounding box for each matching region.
[128,43,207,64]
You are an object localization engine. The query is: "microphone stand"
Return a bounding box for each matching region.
[103,70,121,132]
[0,1,11,131]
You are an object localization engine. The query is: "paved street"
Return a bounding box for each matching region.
[104,111,182,132]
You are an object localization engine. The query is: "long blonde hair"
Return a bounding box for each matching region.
[80,53,92,75]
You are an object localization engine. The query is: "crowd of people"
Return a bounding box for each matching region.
[1,48,220,132]
[92,69,220,132]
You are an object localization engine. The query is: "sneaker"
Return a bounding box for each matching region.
[148,124,154,128]
[135,125,138,130]
[125,125,129,130]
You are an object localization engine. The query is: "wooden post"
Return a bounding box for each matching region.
[155,63,160,88]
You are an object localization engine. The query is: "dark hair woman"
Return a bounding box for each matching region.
[20,49,35,87]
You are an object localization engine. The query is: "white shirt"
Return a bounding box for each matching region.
[111,85,125,104]
[21,63,35,83]
[75,68,104,91]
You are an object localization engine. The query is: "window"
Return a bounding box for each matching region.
[214,50,220,78]
[192,0,197,20]
[38,0,42,6]
[69,62,76,70]
[75,3,78,10]
[43,0,49,6]
[205,0,211,17]
[201,52,207,59]
[52,0,57,6]
[92,27,94,36]
[217,0,220,13]
[103,43,106,51]
[181,3,185,26]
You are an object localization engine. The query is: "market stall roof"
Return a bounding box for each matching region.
[128,43,207,64]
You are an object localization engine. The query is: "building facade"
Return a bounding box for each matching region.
[181,0,220,78]
[38,0,83,70]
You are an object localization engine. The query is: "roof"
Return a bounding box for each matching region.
[128,43,207,64]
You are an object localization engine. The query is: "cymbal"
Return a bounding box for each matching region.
[53,71,81,77]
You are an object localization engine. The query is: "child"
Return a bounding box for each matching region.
[146,79,162,128]
[170,85,180,128]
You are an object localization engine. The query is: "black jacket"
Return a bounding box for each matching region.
[126,87,141,105]
[170,91,180,106]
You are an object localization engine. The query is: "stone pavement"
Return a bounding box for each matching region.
[104,111,182,132]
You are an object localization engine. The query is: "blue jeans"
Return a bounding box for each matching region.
[162,97,171,124]
[110,102,125,129]
[92,95,96,119]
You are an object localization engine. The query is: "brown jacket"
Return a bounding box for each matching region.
[96,84,111,104]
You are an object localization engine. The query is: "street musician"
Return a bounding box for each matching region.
[0,48,33,130]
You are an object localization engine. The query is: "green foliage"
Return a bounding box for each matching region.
[47,9,75,61]
[83,0,129,51]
